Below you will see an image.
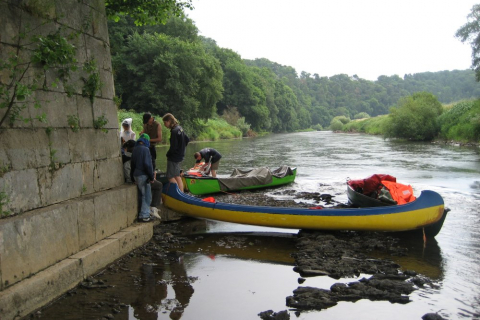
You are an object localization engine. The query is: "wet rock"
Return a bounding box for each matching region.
[297,278,305,284]
[286,274,414,312]
[258,309,290,320]
[422,313,446,320]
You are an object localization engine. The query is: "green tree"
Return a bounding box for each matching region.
[456,4,480,81]
[384,92,443,141]
[113,32,223,122]
[106,0,193,26]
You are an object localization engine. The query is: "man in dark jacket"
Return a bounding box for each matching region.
[194,148,222,177]
[130,134,154,222]
[162,113,189,192]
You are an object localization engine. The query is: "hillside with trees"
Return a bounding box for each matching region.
[109,14,480,137]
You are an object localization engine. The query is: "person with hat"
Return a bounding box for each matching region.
[120,118,136,144]
[140,112,162,171]
[130,133,155,222]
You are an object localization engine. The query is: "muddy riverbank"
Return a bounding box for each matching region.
[27,188,445,320]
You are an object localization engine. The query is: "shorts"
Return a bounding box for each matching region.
[211,160,220,171]
[166,160,182,179]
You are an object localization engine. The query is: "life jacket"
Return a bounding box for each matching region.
[381,180,416,205]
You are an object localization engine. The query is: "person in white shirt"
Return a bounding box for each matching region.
[120,118,136,144]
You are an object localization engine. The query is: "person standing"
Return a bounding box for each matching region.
[120,118,136,144]
[162,113,189,192]
[194,148,222,177]
[140,112,162,171]
[130,133,155,222]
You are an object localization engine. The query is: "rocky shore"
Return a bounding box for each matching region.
[27,188,445,320]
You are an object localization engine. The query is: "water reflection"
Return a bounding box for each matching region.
[37,131,480,319]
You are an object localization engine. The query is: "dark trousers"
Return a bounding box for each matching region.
[149,145,157,171]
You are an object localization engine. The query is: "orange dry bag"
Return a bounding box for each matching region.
[381,180,416,205]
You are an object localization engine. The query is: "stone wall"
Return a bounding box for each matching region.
[0,1,149,318]
[0,0,122,216]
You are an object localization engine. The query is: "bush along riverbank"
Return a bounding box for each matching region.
[334,94,480,145]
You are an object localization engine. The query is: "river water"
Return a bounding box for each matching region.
[37,131,480,319]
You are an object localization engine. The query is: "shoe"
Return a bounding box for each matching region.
[150,207,161,220]
[138,217,151,222]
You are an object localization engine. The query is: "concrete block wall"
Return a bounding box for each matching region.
[0,1,153,317]
[0,0,123,216]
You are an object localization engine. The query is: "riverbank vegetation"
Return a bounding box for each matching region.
[107,3,480,143]
[338,95,480,143]
[109,13,480,141]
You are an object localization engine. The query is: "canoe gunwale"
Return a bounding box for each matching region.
[163,182,444,219]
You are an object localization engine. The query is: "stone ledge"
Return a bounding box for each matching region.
[0,184,137,289]
[0,223,153,320]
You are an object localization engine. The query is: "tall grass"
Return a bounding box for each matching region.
[438,100,480,142]
[195,118,242,141]
[342,115,388,135]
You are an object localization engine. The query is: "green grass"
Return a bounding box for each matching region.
[342,115,388,135]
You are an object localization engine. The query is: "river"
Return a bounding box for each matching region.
[35,131,480,319]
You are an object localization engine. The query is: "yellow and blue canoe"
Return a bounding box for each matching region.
[161,183,447,237]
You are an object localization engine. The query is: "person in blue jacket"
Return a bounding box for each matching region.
[130,133,154,222]
[162,113,189,192]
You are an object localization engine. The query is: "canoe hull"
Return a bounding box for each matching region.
[183,168,297,195]
[162,183,446,236]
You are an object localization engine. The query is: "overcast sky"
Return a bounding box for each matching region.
[187,0,478,81]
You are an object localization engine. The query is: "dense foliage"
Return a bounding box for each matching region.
[437,100,480,141]
[384,92,443,141]
[109,13,480,137]
[456,4,480,81]
[105,0,193,26]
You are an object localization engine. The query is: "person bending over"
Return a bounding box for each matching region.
[194,148,222,177]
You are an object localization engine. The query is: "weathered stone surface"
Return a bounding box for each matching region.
[68,128,96,162]
[92,129,121,160]
[55,0,88,32]
[99,68,115,99]
[0,1,136,317]
[0,258,83,320]
[69,238,120,277]
[0,169,41,215]
[91,6,109,42]
[109,223,153,256]
[30,91,78,128]
[94,188,128,240]
[38,162,84,206]
[77,196,96,250]
[93,157,124,191]
[93,98,119,129]
[0,2,21,45]
[0,201,80,288]
[81,160,95,195]
[0,129,37,170]
[49,128,72,164]
[76,95,94,128]
[125,184,138,225]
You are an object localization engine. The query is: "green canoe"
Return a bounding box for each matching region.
[182,165,297,195]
